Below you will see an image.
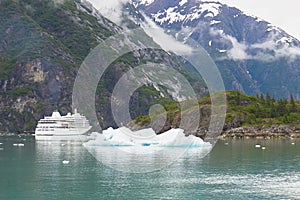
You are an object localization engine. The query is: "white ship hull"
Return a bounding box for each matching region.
[35,135,89,141]
[35,126,92,140]
[35,126,92,141]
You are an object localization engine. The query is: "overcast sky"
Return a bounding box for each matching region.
[209,0,300,40]
[87,0,300,40]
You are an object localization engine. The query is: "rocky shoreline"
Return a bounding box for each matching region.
[0,132,34,136]
[220,125,300,138]
[1,126,300,138]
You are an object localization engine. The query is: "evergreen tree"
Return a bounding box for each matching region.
[236,91,241,106]
[260,93,265,104]
[266,92,271,106]
[271,96,276,105]
[277,99,288,116]
[290,94,296,112]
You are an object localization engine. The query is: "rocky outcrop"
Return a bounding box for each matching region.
[24,59,44,83]
[222,125,300,138]
[0,0,118,133]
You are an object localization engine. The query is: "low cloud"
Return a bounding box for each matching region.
[50,0,67,7]
[87,0,129,24]
[250,33,300,61]
[211,28,300,62]
[141,15,193,55]
[53,0,65,4]
[225,35,249,60]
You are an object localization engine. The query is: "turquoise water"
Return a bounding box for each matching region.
[0,136,300,199]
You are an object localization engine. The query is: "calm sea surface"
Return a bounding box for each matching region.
[0,136,300,200]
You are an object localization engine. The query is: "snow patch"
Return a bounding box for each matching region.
[210,20,221,25]
[152,2,221,25]
[138,0,155,6]
[277,37,293,44]
[152,7,185,25]
[179,0,188,7]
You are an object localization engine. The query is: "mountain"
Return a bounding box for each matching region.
[2,0,299,133]
[0,0,207,133]
[132,0,300,99]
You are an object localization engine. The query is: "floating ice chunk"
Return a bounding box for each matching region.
[155,129,209,148]
[13,143,24,147]
[84,127,135,147]
[255,144,261,148]
[131,128,156,138]
[103,127,136,146]
[84,127,211,148]
[62,160,70,164]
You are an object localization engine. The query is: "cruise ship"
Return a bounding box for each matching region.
[35,109,92,140]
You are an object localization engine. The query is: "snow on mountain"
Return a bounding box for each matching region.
[132,0,300,98]
[145,1,222,25]
[133,0,300,59]
[138,0,155,6]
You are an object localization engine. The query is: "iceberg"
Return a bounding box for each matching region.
[83,127,213,173]
[83,127,211,148]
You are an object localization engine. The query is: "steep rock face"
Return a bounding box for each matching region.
[133,0,300,98]
[0,0,118,132]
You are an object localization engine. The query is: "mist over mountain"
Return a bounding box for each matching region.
[132,0,300,98]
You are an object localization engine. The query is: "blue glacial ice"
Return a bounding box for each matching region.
[83,127,211,148]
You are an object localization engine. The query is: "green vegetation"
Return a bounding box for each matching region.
[6,86,34,99]
[132,91,300,131]
[227,91,300,126]
[20,0,114,61]
[0,0,117,133]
